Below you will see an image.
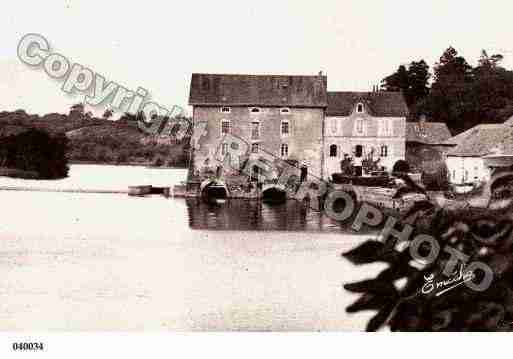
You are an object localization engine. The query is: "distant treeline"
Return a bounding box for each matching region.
[382,48,513,134]
[0,105,192,176]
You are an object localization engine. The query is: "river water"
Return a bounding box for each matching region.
[0,165,383,331]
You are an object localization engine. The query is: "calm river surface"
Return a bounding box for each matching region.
[0,165,383,331]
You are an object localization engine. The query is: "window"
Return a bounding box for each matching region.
[281,143,289,158]
[280,108,291,115]
[251,121,260,140]
[387,119,393,136]
[380,119,393,136]
[250,107,261,114]
[329,144,338,157]
[221,120,230,135]
[355,119,364,135]
[220,107,231,113]
[380,145,388,157]
[221,143,228,156]
[415,124,427,137]
[331,118,338,135]
[356,103,364,113]
[251,143,259,153]
[281,120,290,136]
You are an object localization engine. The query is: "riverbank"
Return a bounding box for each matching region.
[0,167,39,179]
[0,186,127,194]
[69,160,186,170]
[0,164,188,194]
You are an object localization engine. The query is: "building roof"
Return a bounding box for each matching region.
[188,73,327,107]
[504,115,513,126]
[406,121,452,145]
[446,123,513,157]
[326,91,408,117]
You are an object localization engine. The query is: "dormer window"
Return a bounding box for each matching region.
[280,107,291,115]
[380,119,393,136]
[250,107,261,114]
[356,103,364,113]
[220,107,231,113]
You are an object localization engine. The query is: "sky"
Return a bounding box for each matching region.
[2,0,513,117]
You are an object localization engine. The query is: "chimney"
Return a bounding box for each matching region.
[318,70,323,77]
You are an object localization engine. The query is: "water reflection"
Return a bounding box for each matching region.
[186,198,374,234]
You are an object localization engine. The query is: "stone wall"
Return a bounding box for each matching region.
[192,106,324,183]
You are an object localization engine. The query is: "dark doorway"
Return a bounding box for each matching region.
[355,145,363,158]
[251,165,259,182]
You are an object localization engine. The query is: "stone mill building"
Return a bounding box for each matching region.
[187,72,408,190]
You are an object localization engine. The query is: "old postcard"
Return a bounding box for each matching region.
[2,0,513,356]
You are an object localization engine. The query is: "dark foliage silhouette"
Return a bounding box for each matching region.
[343,168,513,331]
[0,129,69,179]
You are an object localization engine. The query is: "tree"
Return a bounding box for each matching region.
[382,64,410,93]
[381,60,430,107]
[470,50,513,124]
[477,49,504,69]
[421,162,450,190]
[407,60,431,107]
[0,129,69,179]
[392,160,410,173]
[416,47,513,133]
[424,47,473,132]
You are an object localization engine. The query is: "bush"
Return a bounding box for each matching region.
[392,160,410,173]
[115,151,129,164]
[0,129,69,179]
[421,163,450,190]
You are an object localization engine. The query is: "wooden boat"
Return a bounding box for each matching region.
[331,173,394,187]
[200,179,229,205]
[149,186,171,197]
[332,172,428,214]
[128,185,152,196]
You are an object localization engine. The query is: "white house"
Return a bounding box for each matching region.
[445,121,513,185]
[324,91,408,178]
